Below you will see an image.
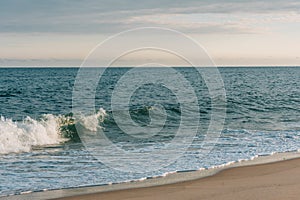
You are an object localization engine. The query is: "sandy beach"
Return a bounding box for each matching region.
[53,156,300,200]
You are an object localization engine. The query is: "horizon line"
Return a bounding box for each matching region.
[1,65,300,68]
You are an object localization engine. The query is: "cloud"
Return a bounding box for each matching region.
[0,58,83,67]
[0,0,300,34]
[1,0,300,67]
[125,13,270,34]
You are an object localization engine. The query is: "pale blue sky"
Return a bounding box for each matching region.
[0,0,299,66]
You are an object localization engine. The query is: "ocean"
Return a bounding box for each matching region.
[1,67,300,197]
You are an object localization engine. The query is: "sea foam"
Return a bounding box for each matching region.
[0,115,64,154]
[0,108,107,154]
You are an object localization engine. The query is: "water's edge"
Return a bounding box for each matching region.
[3,151,300,200]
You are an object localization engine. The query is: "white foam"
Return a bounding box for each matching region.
[20,191,32,195]
[0,115,64,154]
[0,108,108,154]
[161,171,177,177]
[137,177,147,182]
[77,108,107,132]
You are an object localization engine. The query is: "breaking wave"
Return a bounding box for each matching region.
[0,108,107,154]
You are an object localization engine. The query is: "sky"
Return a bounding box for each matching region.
[0,0,300,67]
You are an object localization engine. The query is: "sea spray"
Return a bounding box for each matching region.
[0,108,107,154]
[0,115,63,154]
[77,108,107,132]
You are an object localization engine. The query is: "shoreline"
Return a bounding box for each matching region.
[3,151,300,200]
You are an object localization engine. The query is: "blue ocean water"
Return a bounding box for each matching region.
[1,67,300,196]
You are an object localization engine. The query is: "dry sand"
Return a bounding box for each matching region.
[55,157,300,200]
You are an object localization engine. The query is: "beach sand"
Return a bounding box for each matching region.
[54,157,300,200]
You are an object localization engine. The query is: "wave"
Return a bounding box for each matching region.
[0,105,192,155]
[0,114,65,154]
[0,108,107,155]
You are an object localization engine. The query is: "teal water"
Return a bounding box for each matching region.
[0,67,300,196]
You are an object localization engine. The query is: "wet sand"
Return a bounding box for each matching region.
[55,156,300,200]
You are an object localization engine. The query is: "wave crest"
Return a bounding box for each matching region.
[0,108,107,154]
[0,115,65,154]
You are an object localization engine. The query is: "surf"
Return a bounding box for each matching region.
[0,108,107,154]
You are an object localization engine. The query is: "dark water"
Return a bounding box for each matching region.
[0,67,300,196]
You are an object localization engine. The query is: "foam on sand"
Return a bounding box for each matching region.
[4,151,300,200]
